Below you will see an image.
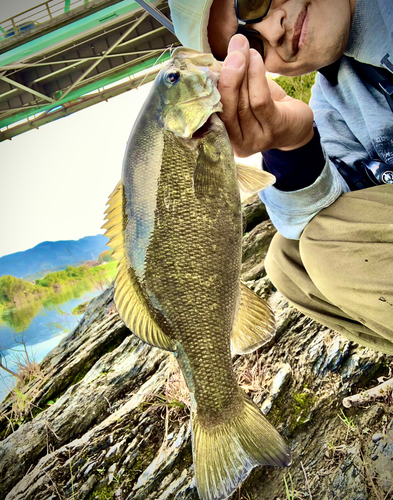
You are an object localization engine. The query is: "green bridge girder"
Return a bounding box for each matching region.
[0,0,178,141]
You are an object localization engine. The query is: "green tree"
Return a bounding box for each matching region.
[0,275,41,306]
[275,72,317,104]
[0,275,14,303]
[98,250,114,264]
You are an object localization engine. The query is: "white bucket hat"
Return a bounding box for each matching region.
[168,0,215,52]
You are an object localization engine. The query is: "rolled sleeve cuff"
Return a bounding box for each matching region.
[259,157,351,240]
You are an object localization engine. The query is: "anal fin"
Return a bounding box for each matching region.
[231,282,276,355]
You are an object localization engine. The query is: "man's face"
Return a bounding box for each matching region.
[208,0,355,76]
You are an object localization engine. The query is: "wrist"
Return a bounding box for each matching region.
[278,125,315,151]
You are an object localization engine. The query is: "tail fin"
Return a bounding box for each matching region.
[192,396,291,500]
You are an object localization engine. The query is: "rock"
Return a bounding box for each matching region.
[106,439,127,459]
[242,195,269,233]
[81,461,97,476]
[368,432,393,493]
[241,220,276,281]
[372,432,383,442]
[261,363,292,415]
[157,468,190,500]
[75,475,97,499]
[308,334,351,377]
[1,202,392,500]
[322,443,368,500]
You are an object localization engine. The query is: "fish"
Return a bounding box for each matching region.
[103,47,291,500]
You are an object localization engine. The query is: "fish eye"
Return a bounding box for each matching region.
[165,70,180,85]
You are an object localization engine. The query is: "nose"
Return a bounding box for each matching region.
[249,7,286,48]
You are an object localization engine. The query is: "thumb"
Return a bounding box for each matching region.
[218,51,246,122]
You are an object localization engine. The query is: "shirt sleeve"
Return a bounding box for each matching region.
[259,156,350,240]
[262,126,325,191]
[259,75,353,240]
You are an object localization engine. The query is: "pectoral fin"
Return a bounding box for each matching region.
[193,146,221,198]
[236,163,276,194]
[231,283,276,354]
[103,181,176,352]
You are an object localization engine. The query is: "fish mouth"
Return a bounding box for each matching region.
[191,114,216,139]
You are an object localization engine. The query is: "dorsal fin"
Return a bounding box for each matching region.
[103,181,176,352]
[236,163,276,194]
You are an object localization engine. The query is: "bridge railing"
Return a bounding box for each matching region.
[0,0,93,40]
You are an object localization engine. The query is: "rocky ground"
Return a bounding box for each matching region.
[0,197,392,500]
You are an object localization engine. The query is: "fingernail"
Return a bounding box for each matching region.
[225,52,244,69]
[228,35,246,52]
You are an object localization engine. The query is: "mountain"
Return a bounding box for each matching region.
[0,235,108,279]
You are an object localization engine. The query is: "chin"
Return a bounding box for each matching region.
[270,64,318,77]
[272,53,340,77]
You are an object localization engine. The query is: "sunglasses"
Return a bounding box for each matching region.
[235,0,273,58]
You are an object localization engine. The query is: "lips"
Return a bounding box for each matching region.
[292,7,308,55]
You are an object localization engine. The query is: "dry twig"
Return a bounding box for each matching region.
[343,378,393,408]
[300,461,313,499]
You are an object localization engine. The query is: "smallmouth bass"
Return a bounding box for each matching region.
[103,47,291,500]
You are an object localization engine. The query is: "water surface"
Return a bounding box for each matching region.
[0,281,107,403]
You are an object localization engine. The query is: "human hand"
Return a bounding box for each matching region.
[218,34,315,157]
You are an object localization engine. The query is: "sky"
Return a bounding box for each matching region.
[1,0,39,21]
[0,0,261,259]
[0,0,155,257]
[0,83,154,258]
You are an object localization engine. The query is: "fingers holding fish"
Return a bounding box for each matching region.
[217,52,246,154]
[218,35,281,157]
[218,34,315,156]
[248,48,315,151]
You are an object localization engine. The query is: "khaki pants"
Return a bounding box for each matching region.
[265,185,393,355]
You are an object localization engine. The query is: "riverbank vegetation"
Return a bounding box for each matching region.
[0,261,117,311]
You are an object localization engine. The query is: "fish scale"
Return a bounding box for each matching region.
[142,129,242,417]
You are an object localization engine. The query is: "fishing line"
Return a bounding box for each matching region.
[136,44,177,90]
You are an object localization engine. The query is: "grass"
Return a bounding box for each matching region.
[0,334,42,382]
[283,472,297,500]
[275,72,316,104]
[338,409,356,431]
[0,331,47,436]
[141,354,190,421]
[69,448,75,499]
[235,351,269,402]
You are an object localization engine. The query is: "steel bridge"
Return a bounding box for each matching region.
[0,0,179,141]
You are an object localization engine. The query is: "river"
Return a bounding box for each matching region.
[0,280,109,403]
